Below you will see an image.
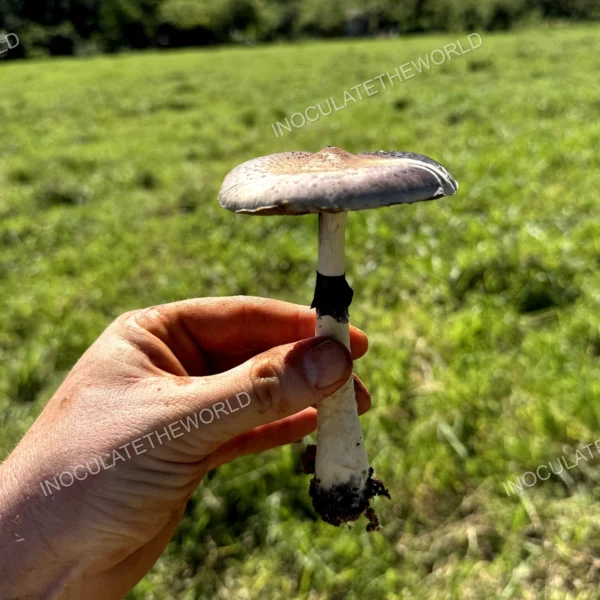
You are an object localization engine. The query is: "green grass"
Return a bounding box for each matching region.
[2,23,600,599]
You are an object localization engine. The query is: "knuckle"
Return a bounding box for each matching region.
[139,304,169,326]
[116,309,138,325]
[249,359,283,415]
[122,305,170,333]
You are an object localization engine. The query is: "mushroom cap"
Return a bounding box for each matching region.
[218,146,458,215]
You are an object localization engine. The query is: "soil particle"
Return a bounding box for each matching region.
[300,444,316,474]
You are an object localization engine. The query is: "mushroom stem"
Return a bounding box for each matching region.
[309,212,372,524]
[316,211,347,280]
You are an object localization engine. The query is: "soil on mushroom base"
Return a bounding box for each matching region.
[301,444,390,532]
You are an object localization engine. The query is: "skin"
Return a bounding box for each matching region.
[0,296,370,599]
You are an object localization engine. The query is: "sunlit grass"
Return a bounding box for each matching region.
[1,24,600,599]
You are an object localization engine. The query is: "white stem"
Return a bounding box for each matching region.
[314,212,370,496]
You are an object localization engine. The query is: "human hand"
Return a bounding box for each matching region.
[0,296,369,599]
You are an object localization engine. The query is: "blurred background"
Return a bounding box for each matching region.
[1,1,600,599]
[1,0,600,57]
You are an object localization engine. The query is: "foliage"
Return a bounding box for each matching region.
[1,24,600,599]
[0,0,600,57]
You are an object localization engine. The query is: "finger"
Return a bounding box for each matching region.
[161,336,354,448]
[207,341,365,375]
[352,374,371,413]
[129,296,368,364]
[204,377,371,470]
[311,375,370,411]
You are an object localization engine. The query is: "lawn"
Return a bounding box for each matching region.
[1,23,600,599]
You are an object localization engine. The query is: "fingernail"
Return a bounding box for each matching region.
[303,340,351,389]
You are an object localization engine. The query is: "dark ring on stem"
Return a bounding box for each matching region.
[310,272,354,322]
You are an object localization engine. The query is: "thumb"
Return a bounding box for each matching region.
[166,337,353,445]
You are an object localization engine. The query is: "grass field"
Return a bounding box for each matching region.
[2,23,600,599]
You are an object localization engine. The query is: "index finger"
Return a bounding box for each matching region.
[133,295,369,360]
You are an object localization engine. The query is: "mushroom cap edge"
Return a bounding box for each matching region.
[218,147,458,216]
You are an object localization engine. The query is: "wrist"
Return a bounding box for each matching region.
[0,453,82,598]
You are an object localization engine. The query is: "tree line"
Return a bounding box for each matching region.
[1,0,598,59]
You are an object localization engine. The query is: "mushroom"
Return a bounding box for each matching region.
[218,146,458,529]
